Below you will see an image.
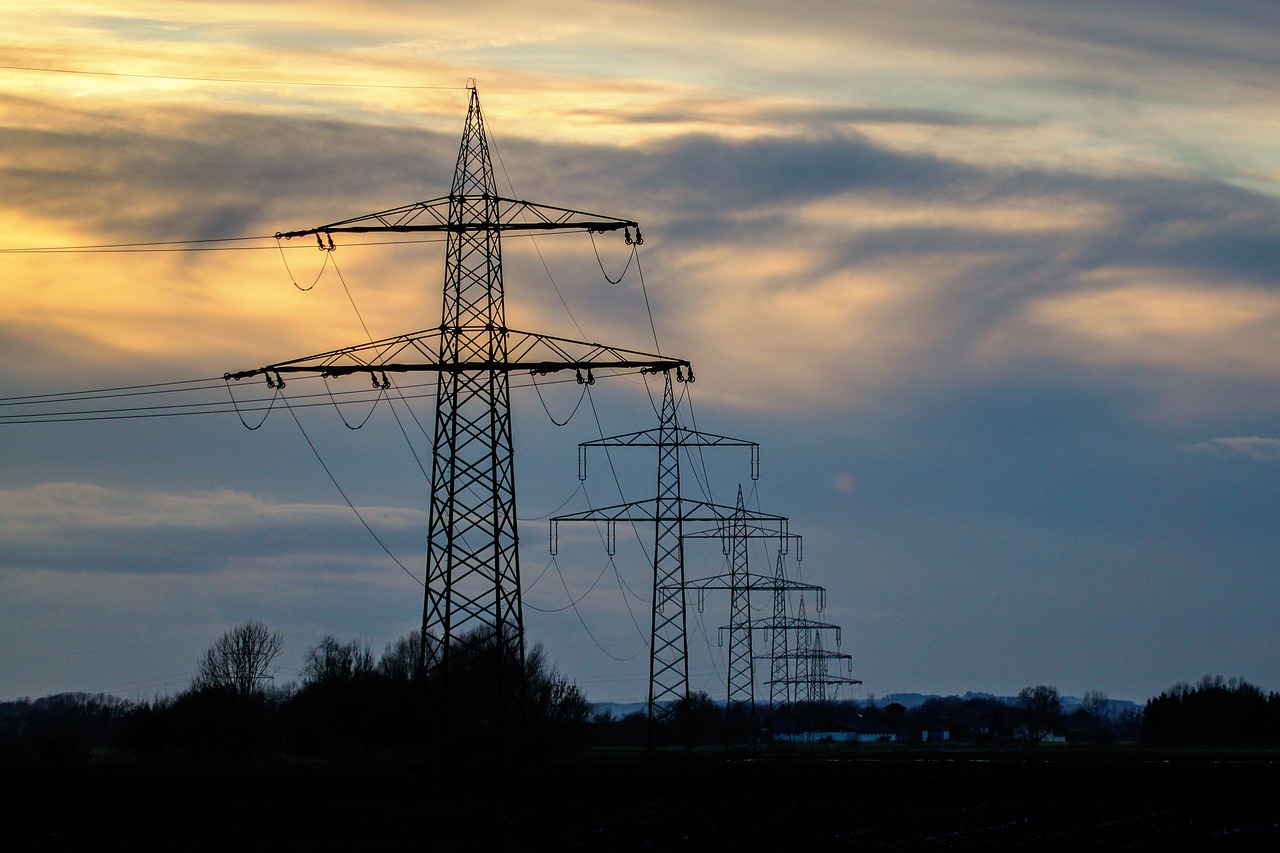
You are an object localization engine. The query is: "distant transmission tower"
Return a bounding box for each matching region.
[680,487,822,743]
[227,85,687,741]
[551,372,769,748]
[758,595,859,738]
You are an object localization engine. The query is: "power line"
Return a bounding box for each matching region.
[0,230,576,254]
[0,382,432,424]
[0,64,465,90]
[280,392,425,588]
[0,376,225,403]
[0,371,645,425]
[0,235,277,254]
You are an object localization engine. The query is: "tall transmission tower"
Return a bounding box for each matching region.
[551,372,771,747]
[227,85,688,740]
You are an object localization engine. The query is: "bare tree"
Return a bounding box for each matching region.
[300,636,374,686]
[1081,689,1111,722]
[192,621,285,698]
[377,630,422,681]
[1017,684,1062,744]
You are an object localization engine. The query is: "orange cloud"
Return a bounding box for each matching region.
[982,269,1280,378]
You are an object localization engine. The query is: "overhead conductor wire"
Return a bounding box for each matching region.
[490,120,651,658]
[279,392,423,588]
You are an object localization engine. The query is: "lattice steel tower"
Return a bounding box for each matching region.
[681,488,821,742]
[552,372,768,747]
[228,85,687,738]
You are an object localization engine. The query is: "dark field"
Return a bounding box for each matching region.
[7,747,1280,850]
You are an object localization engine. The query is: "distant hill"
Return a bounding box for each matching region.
[876,691,1140,715]
[591,692,1146,717]
[590,701,648,718]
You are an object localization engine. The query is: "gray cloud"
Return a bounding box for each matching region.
[1189,436,1280,461]
[0,100,453,241]
[0,482,425,575]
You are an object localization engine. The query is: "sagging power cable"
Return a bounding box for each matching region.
[589,232,637,285]
[280,392,424,588]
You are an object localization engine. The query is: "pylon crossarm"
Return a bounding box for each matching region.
[275,195,638,239]
[224,326,690,382]
[755,651,852,663]
[683,524,799,542]
[551,497,785,524]
[669,573,823,594]
[764,675,863,686]
[505,329,688,373]
[581,427,756,448]
[741,615,843,633]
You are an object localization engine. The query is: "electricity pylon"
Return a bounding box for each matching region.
[686,545,824,712]
[756,595,859,739]
[798,630,861,703]
[680,487,823,743]
[227,85,688,741]
[551,372,771,748]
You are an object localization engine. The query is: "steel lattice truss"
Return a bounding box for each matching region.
[552,372,759,748]
[674,490,822,736]
[224,328,689,381]
[228,86,687,738]
[723,490,762,726]
[677,549,824,713]
[755,597,860,705]
[277,197,642,238]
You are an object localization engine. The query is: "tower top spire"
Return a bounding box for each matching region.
[452,86,496,198]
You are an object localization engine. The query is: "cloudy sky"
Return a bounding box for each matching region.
[2,1,1278,705]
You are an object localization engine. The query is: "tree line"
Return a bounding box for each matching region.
[584,685,1142,747]
[1,620,588,764]
[1143,675,1280,745]
[4,620,1279,763]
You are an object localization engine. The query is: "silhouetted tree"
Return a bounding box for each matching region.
[300,636,374,687]
[192,620,285,699]
[1072,689,1119,743]
[378,630,422,681]
[285,635,400,753]
[0,693,133,764]
[525,643,591,753]
[1081,689,1110,722]
[673,691,722,746]
[1144,675,1277,745]
[1016,685,1061,744]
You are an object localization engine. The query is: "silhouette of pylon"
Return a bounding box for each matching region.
[228,85,688,743]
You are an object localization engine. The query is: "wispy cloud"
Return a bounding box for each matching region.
[1188,436,1280,461]
[0,483,424,574]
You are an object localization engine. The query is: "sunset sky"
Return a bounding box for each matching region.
[2,1,1279,705]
